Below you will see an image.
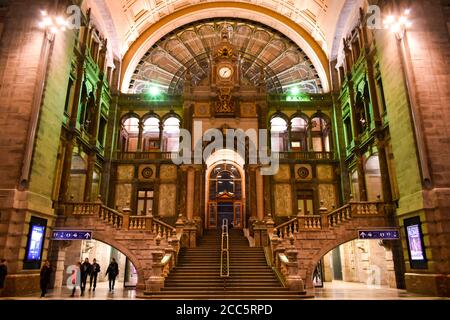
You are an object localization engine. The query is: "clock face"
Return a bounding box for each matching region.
[218,66,233,79]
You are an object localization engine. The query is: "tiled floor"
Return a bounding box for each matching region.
[1,281,448,300]
[314,281,449,300]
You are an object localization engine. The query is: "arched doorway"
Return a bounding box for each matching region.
[205,150,246,230]
[207,163,243,229]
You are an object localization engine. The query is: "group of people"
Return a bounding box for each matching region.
[0,257,121,298]
[70,258,119,297]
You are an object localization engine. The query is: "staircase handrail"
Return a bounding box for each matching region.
[327,201,385,227]
[64,201,124,228]
[264,246,287,287]
[220,219,230,278]
[63,202,178,237]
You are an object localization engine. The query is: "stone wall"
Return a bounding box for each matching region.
[0,0,75,296]
[374,0,450,296]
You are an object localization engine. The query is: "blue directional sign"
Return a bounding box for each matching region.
[358,229,400,240]
[52,230,93,241]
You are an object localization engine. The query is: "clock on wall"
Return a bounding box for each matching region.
[218,66,233,79]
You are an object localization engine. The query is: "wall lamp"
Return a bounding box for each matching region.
[383,9,412,39]
[38,10,69,34]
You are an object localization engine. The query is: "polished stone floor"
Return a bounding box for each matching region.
[1,280,448,300]
[314,281,448,300]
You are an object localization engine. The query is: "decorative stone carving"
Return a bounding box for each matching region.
[139,164,156,180]
[294,164,312,180]
[194,103,210,117]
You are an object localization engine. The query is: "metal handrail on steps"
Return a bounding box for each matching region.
[220,219,230,280]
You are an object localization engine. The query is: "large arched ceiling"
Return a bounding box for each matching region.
[129,19,322,95]
[85,0,351,93]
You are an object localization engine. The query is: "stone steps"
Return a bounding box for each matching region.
[142,229,308,300]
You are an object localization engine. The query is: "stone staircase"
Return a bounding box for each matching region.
[142,229,311,299]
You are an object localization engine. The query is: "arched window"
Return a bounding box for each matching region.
[291,117,308,151]
[209,164,242,200]
[69,154,87,202]
[270,117,288,152]
[162,117,180,152]
[120,117,140,152]
[365,155,383,201]
[142,117,160,151]
[311,117,331,152]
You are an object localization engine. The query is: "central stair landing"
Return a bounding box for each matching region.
[141,229,312,300]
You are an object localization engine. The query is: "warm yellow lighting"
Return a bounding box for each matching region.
[390,23,401,34]
[384,10,412,36]
[38,10,69,33]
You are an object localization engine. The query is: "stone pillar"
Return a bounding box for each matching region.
[186,167,195,222]
[146,247,165,292]
[48,240,71,289]
[256,168,264,222]
[285,244,305,293]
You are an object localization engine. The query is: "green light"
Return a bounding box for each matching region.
[149,85,161,97]
[290,87,301,95]
[286,92,310,102]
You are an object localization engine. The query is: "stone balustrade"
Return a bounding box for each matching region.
[61,201,181,292]
[270,201,386,238]
[267,234,305,293]
[68,202,124,228]
[268,200,388,292]
[64,202,177,240]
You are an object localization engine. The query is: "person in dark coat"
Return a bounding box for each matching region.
[105,258,119,292]
[89,258,101,292]
[80,258,92,296]
[0,259,7,290]
[40,260,53,298]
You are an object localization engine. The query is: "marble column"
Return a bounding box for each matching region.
[256,168,265,222]
[186,167,195,222]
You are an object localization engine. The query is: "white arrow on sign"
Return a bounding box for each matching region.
[84,233,91,239]
[360,232,367,238]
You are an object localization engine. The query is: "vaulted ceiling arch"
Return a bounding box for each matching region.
[118,1,332,93]
[129,18,323,95]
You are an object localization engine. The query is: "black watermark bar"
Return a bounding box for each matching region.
[0,300,448,319]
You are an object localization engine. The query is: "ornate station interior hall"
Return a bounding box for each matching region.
[0,0,449,300]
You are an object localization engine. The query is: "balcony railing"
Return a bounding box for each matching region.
[116,151,334,162]
[272,151,335,161]
[116,151,179,161]
[272,201,386,239]
[64,202,176,240]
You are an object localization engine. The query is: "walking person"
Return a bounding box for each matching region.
[89,258,101,292]
[0,259,7,291]
[105,258,119,292]
[70,262,81,297]
[40,260,53,298]
[80,258,92,296]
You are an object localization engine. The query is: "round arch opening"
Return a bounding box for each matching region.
[63,238,139,292]
[120,2,330,93]
[205,149,246,230]
[312,238,398,293]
